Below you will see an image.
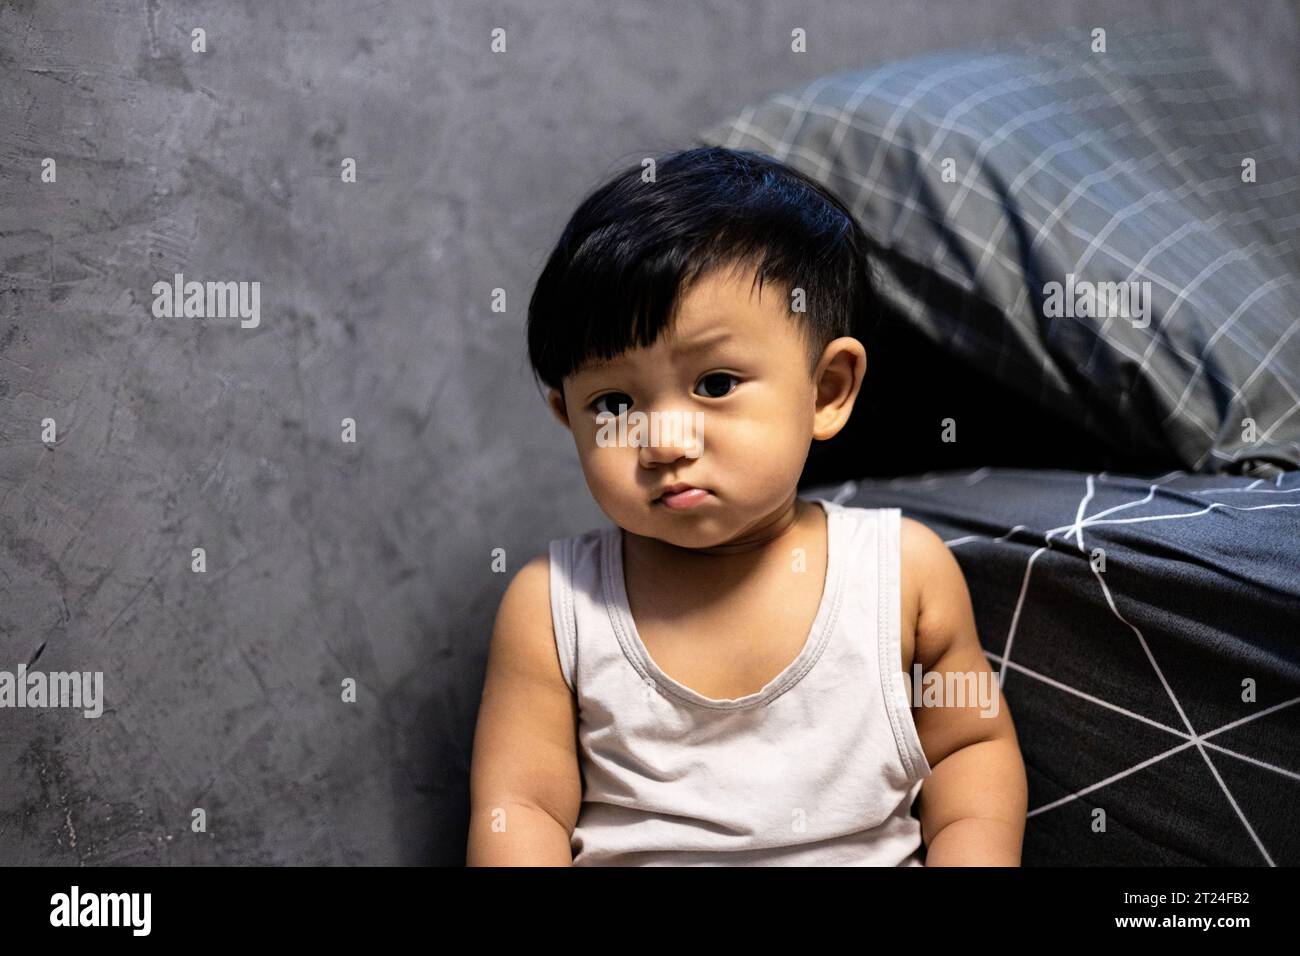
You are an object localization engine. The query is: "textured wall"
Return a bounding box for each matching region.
[1,0,1296,865]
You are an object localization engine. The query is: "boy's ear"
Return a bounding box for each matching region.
[812,337,867,441]
[547,388,571,429]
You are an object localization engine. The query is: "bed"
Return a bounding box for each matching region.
[700,24,1300,865]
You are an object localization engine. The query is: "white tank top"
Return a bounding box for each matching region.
[547,497,932,866]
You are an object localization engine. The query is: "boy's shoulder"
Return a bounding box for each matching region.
[899,514,964,605]
[898,514,947,561]
[497,552,552,623]
[897,513,978,672]
[899,516,941,671]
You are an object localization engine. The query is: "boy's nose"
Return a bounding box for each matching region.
[638,439,689,467]
[635,410,704,466]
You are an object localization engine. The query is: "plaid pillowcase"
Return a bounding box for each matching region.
[699,25,1300,476]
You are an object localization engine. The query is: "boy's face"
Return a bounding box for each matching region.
[548,261,866,550]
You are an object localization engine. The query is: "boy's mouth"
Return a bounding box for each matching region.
[654,483,712,510]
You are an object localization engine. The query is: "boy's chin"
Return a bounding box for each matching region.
[626,517,738,551]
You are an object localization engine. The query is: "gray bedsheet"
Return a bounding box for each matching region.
[810,467,1300,865]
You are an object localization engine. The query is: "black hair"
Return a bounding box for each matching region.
[526,145,881,394]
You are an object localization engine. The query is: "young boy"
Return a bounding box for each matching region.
[467,147,1026,866]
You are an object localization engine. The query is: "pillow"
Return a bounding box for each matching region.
[699,26,1300,476]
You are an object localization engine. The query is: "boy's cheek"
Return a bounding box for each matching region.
[577,445,634,494]
[719,415,806,455]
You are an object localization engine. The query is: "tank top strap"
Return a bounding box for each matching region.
[872,506,927,780]
[547,536,578,694]
[547,527,611,695]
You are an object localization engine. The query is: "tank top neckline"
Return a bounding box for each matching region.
[600,496,848,711]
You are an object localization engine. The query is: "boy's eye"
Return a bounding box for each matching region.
[590,392,634,417]
[695,372,739,398]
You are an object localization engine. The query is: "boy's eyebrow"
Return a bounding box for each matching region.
[576,327,734,373]
[670,328,732,354]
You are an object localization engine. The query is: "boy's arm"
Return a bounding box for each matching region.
[467,553,582,866]
[902,518,1028,866]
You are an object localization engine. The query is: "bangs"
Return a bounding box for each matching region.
[527,147,877,392]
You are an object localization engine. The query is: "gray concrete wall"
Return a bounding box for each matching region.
[1,0,1296,864]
